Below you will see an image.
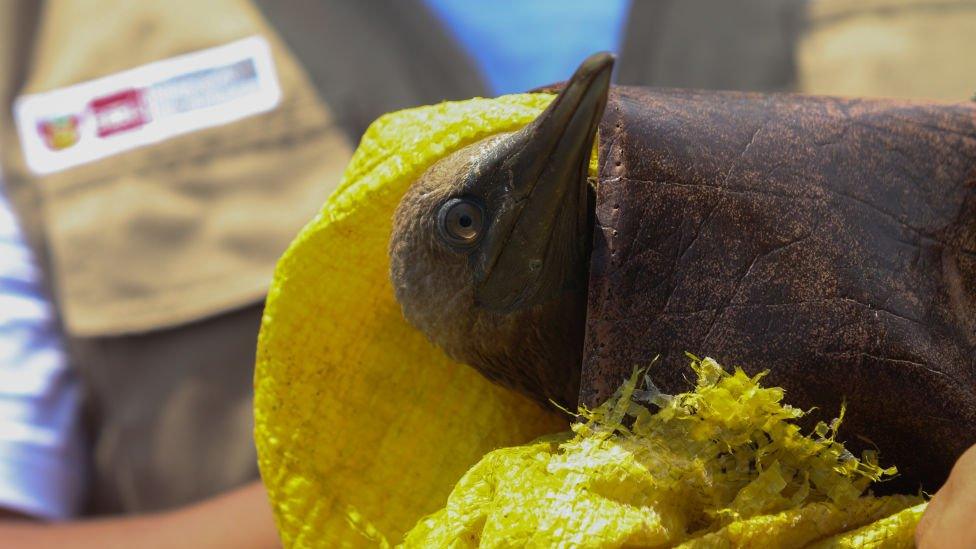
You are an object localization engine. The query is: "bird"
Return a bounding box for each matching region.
[388,52,614,410]
[389,50,976,491]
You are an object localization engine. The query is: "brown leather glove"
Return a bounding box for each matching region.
[582,86,976,492]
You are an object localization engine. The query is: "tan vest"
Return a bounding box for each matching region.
[0,0,485,515]
[798,0,976,100]
[619,0,976,101]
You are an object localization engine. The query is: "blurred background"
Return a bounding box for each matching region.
[0,0,973,526]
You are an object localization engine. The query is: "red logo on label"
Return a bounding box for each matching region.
[90,89,150,137]
[37,115,81,150]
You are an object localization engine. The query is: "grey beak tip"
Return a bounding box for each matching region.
[579,52,616,76]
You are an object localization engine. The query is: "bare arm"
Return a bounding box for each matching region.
[0,481,280,549]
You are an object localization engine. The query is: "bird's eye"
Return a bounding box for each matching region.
[437,198,485,247]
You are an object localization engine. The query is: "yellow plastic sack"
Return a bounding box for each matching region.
[255,93,924,547]
[254,93,570,547]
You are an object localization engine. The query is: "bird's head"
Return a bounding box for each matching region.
[389,53,613,406]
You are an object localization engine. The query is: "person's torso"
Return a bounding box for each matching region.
[0,0,487,515]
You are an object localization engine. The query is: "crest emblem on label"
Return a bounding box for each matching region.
[14,36,281,175]
[37,115,81,151]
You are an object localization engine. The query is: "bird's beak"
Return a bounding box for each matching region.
[473,52,614,312]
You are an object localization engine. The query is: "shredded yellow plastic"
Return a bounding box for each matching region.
[401,358,923,547]
[254,93,924,547]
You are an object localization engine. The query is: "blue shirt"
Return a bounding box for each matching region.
[424,0,631,95]
[0,181,85,519]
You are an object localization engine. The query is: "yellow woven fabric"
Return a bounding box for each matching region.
[401,358,924,548]
[254,93,572,548]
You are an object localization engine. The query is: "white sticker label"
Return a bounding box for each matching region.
[14,36,282,175]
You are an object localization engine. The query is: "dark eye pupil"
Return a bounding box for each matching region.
[438,198,485,247]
